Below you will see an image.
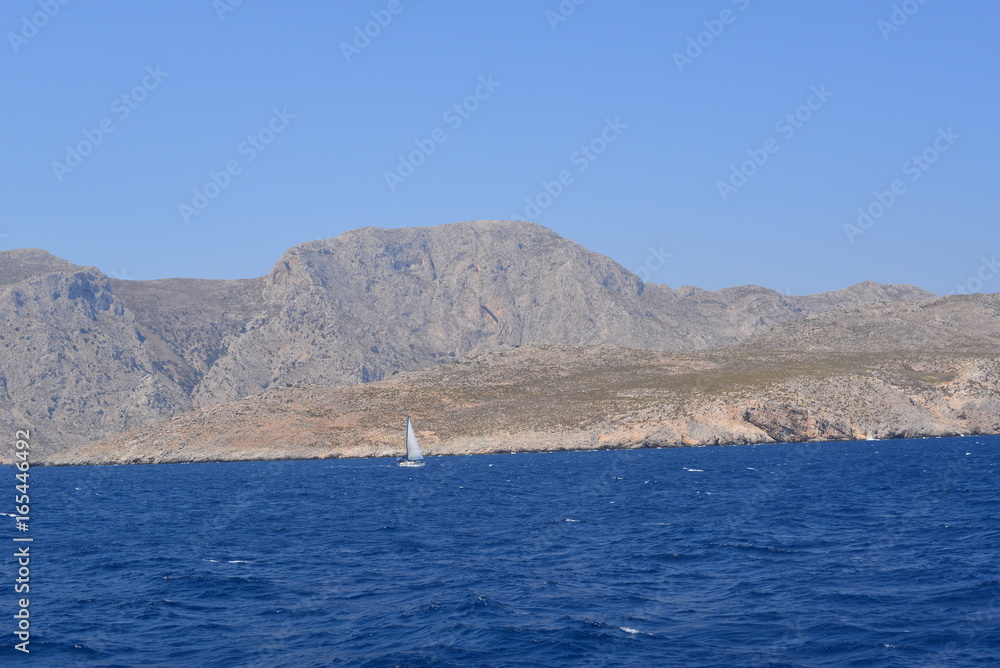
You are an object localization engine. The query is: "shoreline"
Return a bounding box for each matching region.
[16,347,1000,468]
[22,429,997,468]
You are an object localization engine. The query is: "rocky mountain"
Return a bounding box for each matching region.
[742,293,1000,353]
[44,345,1000,466]
[0,220,947,456]
[1,258,189,449]
[0,249,80,286]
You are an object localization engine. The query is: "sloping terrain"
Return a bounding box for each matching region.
[742,294,1000,352]
[43,345,1000,465]
[0,220,943,454]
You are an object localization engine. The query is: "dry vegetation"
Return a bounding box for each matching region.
[41,345,1000,466]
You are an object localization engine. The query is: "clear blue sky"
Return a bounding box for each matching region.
[2,0,997,295]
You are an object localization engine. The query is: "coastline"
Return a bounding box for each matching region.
[15,346,1000,467]
[27,429,998,468]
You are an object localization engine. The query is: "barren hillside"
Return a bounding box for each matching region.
[43,345,1000,466]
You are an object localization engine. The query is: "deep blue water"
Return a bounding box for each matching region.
[3,436,999,667]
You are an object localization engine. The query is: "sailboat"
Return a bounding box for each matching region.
[397,417,425,467]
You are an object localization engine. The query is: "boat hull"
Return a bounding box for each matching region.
[397,459,425,467]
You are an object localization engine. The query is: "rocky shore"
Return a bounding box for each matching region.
[39,346,1000,466]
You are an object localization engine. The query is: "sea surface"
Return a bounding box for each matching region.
[4,436,999,667]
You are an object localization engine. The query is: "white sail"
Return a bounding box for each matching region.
[405,417,424,461]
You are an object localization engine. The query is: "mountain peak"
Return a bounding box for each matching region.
[0,248,93,287]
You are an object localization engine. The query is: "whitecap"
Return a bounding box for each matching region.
[621,626,650,635]
[228,560,249,564]
[684,468,704,472]
[564,518,580,522]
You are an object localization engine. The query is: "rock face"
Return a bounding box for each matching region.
[0,249,81,286]
[0,220,951,457]
[44,346,1000,466]
[109,276,265,398]
[742,293,1000,352]
[0,266,189,451]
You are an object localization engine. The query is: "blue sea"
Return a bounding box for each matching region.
[4,436,999,667]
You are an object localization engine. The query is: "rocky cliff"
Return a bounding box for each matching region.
[0,220,948,456]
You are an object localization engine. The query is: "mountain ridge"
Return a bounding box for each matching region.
[0,220,964,457]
